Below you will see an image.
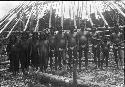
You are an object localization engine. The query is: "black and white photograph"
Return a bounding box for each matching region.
[0,1,124,87]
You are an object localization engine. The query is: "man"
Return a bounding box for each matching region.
[6,34,19,75]
[101,37,110,69]
[76,27,84,70]
[56,29,66,70]
[91,34,98,68]
[67,26,78,70]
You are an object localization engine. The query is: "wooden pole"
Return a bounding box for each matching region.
[111,2,125,17]
[85,1,87,29]
[73,1,77,29]
[95,2,109,27]
[6,19,19,38]
[0,1,25,23]
[89,3,94,27]
[34,1,40,32]
[72,59,77,87]
[24,3,35,31]
[69,1,71,26]
[0,11,17,26]
[61,1,64,30]
[1,25,125,33]
[19,2,32,31]
[34,2,48,32]
[77,1,80,29]
[49,1,52,28]
[6,2,28,38]
[0,7,23,34]
[0,2,27,27]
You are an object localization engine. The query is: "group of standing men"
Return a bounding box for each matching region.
[5,25,124,75]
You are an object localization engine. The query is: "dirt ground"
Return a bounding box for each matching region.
[0,55,124,87]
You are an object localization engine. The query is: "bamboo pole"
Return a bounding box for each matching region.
[104,1,124,26]
[69,1,71,26]
[34,19,40,32]
[23,2,35,31]
[6,19,19,38]
[103,1,119,26]
[0,7,24,34]
[34,2,48,32]
[77,1,80,29]
[0,2,26,26]
[84,1,87,29]
[95,2,109,27]
[6,6,27,38]
[49,1,52,28]
[1,25,125,33]
[102,2,114,22]
[0,2,30,31]
[61,1,64,30]
[0,1,25,23]
[89,3,94,27]
[81,1,84,20]
[121,1,125,6]
[19,2,32,31]
[0,11,17,26]
[111,2,125,17]
[73,1,77,29]
[34,2,40,32]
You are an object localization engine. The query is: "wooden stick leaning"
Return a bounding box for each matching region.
[34,2,42,32]
[6,13,24,38]
[34,2,47,32]
[95,2,109,27]
[23,2,36,32]
[0,7,24,35]
[111,2,125,17]
[4,2,30,38]
[0,1,25,23]
[0,2,26,26]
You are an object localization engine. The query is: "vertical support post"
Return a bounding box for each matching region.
[73,1,77,29]
[89,3,94,27]
[77,1,80,29]
[61,1,64,30]
[49,1,52,28]
[85,1,87,29]
[69,1,71,26]
[72,55,77,87]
